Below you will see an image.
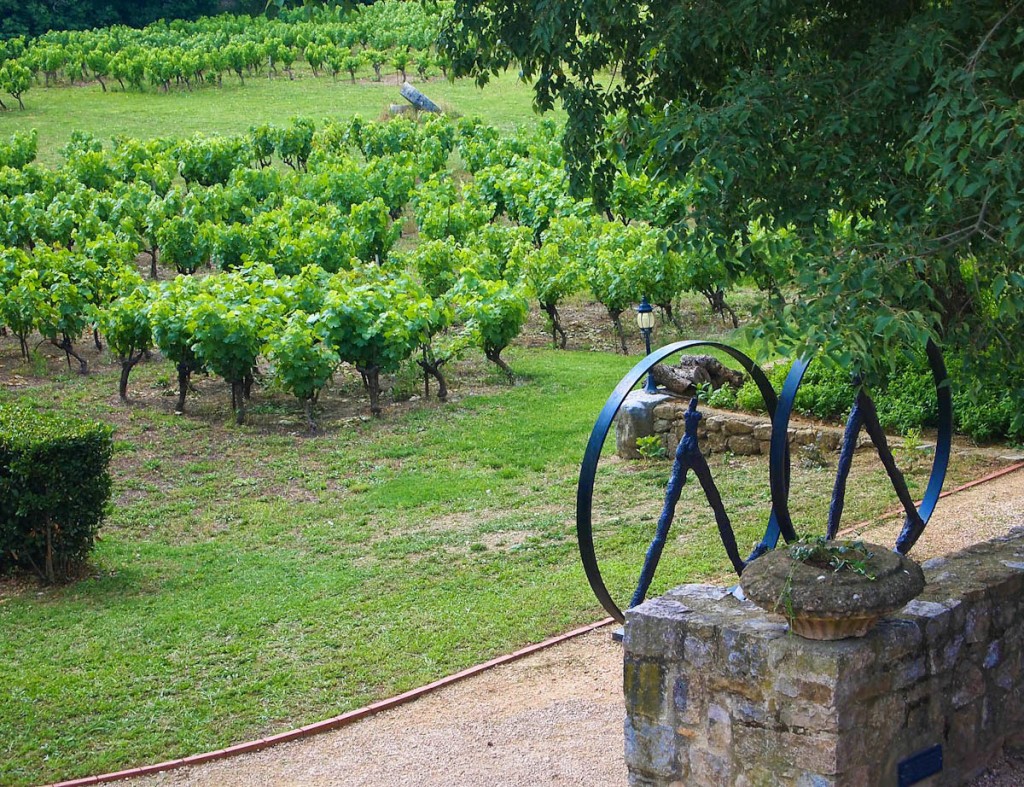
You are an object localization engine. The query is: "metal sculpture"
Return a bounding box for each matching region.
[631,398,737,611]
[576,339,952,623]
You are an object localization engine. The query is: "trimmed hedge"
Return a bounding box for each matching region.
[0,404,113,583]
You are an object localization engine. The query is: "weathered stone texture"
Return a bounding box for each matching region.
[615,395,865,459]
[615,391,675,458]
[623,528,1024,786]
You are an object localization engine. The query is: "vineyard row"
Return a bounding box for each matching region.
[0,110,746,424]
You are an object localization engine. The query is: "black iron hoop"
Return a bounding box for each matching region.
[575,341,780,624]
[577,339,953,624]
[768,339,952,555]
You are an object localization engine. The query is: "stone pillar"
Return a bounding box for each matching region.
[622,531,1024,786]
[615,390,674,459]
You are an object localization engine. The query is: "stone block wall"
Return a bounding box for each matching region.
[623,530,1024,786]
[615,392,867,459]
[652,399,859,458]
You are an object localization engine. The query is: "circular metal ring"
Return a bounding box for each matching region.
[576,341,779,623]
[767,339,952,553]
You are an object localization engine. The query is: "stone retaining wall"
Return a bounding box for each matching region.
[616,391,865,460]
[623,530,1024,786]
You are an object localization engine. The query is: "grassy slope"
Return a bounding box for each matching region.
[0,68,550,165]
[0,338,997,785]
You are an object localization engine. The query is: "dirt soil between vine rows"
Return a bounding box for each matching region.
[108,463,1024,787]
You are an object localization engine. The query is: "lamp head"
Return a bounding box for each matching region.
[636,297,655,331]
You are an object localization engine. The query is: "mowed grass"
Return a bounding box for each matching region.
[0,67,552,165]
[2,342,628,785]
[0,333,1000,785]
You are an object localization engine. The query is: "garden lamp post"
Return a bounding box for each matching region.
[636,297,658,394]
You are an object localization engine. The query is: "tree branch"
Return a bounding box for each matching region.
[967,1,1024,74]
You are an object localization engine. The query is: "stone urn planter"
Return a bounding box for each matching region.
[740,539,925,640]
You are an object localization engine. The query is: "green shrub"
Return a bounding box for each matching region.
[874,365,937,434]
[0,404,114,583]
[735,377,768,413]
[791,365,853,422]
[636,435,666,460]
[951,365,1024,443]
[723,353,1023,443]
[705,386,737,409]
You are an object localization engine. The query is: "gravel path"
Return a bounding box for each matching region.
[125,628,624,787]
[118,464,1024,787]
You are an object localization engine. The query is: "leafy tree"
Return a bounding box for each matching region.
[455,269,529,382]
[342,49,363,83]
[442,1,1024,397]
[324,44,345,81]
[110,137,176,195]
[274,117,315,172]
[210,221,256,272]
[0,1,248,38]
[265,313,338,430]
[110,51,146,91]
[347,196,400,264]
[279,264,330,316]
[0,60,31,110]
[32,245,93,373]
[97,272,152,401]
[414,292,464,402]
[156,214,210,274]
[522,216,590,348]
[304,42,327,77]
[0,130,37,169]
[407,238,474,299]
[276,44,297,80]
[361,153,418,219]
[85,48,111,92]
[463,222,533,282]
[248,124,276,168]
[148,275,204,413]
[176,135,248,188]
[302,155,370,209]
[584,221,686,354]
[319,269,432,416]
[392,49,409,84]
[412,173,491,244]
[366,48,385,81]
[106,182,160,277]
[224,43,247,84]
[0,192,40,250]
[80,232,142,350]
[492,157,586,244]
[415,52,433,82]
[0,247,45,360]
[187,274,269,425]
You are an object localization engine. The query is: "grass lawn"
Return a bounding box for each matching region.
[0,67,551,166]
[0,328,1001,785]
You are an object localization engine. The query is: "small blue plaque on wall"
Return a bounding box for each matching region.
[898,744,943,786]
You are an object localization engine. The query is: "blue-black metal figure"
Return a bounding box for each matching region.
[769,339,952,556]
[576,340,782,623]
[576,338,953,624]
[630,398,743,608]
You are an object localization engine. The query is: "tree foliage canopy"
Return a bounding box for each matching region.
[442,1,1024,388]
[0,1,261,39]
